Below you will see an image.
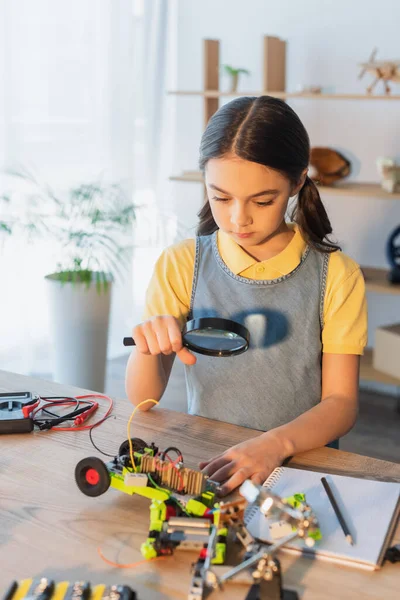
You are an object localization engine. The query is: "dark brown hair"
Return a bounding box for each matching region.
[197,96,340,253]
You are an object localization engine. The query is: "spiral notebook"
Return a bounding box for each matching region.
[244,467,400,570]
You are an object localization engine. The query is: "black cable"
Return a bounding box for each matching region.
[160,446,184,463]
[41,399,81,418]
[34,403,95,430]
[88,415,116,457]
[33,397,93,419]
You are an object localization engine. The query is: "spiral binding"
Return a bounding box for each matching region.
[243,467,284,525]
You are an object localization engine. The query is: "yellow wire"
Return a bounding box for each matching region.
[127,398,158,470]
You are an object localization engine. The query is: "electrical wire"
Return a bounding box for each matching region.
[162,452,185,492]
[31,394,113,431]
[147,472,163,490]
[31,397,82,419]
[127,399,158,469]
[54,394,113,431]
[88,415,117,457]
[97,546,166,569]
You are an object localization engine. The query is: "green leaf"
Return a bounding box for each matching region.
[96,271,102,295]
[0,222,12,234]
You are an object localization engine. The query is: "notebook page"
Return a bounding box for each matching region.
[244,467,400,568]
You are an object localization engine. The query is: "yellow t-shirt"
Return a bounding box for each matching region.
[143,224,368,355]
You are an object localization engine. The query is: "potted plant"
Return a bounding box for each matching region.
[1,170,136,392]
[222,64,250,92]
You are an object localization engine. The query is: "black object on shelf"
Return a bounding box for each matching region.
[386,225,400,284]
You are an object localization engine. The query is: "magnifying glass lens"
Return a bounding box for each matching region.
[183,329,245,352]
[181,318,250,356]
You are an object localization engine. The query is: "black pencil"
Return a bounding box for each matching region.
[321,476,354,545]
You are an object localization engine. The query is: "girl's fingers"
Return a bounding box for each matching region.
[153,318,174,355]
[199,460,210,469]
[141,322,161,355]
[176,347,197,365]
[201,455,230,478]
[131,327,150,354]
[208,461,237,483]
[219,468,249,497]
[167,318,197,364]
[250,473,266,486]
[166,318,184,353]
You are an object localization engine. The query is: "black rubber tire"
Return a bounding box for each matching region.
[75,456,111,497]
[118,438,148,457]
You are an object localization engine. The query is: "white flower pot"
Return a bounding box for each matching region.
[45,274,112,392]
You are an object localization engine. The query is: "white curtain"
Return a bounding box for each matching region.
[0,0,177,375]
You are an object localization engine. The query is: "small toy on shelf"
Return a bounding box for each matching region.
[358,48,400,95]
[309,147,351,186]
[386,225,400,284]
[75,438,321,599]
[377,157,400,194]
[295,85,322,95]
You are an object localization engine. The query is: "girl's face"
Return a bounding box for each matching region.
[205,154,305,250]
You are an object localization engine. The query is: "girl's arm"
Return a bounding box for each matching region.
[200,353,360,495]
[272,353,360,457]
[125,351,176,409]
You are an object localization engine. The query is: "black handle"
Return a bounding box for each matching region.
[123,337,135,346]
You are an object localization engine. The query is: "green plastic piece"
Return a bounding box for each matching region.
[149,499,167,532]
[141,538,158,560]
[212,543,226,564]
[110,472,170,501]
[284,492,306,509]
[186,498,208,517]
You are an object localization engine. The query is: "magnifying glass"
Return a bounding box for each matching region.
[123,317,250,357]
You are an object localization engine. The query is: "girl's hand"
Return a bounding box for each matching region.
[199,432,286,496]
[132,316,196,366]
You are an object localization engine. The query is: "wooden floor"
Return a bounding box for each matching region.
[107,354,400,464]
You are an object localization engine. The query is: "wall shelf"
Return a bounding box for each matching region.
[360,349,400,386]
[168,90,400,101]
[170,172,400,200]
[361,267,400,295]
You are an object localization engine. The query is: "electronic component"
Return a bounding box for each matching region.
[75,436,322,599]
[0,392,39,434]
[2,581,136,600]
[100,585,136,600]
[64,582,91,600]
[23,578,55,600]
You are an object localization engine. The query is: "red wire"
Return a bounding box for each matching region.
[52,394,113,431]
[161,452,185,492]
[32,394,113,431]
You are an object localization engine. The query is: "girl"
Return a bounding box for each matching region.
[125,96,367,496]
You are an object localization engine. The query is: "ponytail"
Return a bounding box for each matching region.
[197,199,217,236]
[291,176,341,253]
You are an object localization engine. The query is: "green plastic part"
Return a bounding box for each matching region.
[149,499,167,532]
[212,543,226,564]
[200,490,217,508]
[110,472,170,501]
[308,528,323,541]
[141,538,158,560]
[284,492,306,509]
[186,498,208,517]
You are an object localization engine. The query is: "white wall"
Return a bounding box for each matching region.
[168,0,400,352]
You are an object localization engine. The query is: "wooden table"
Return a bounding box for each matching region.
[1,370,399,600]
